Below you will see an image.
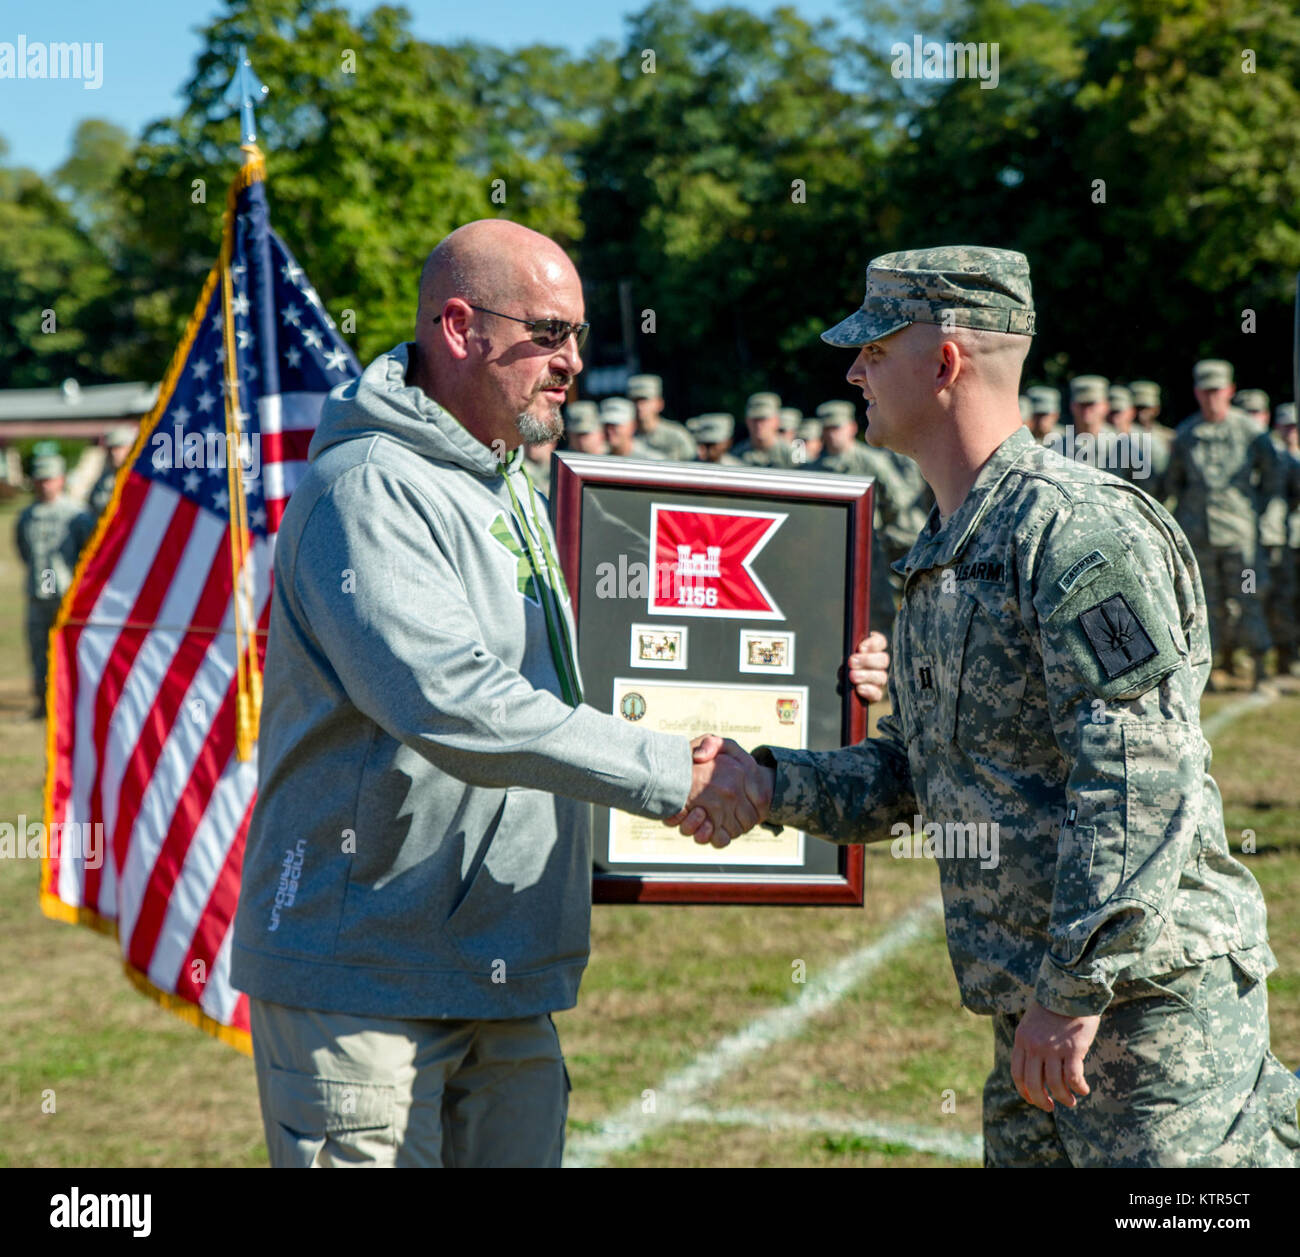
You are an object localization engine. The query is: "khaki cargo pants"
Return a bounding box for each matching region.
[249,999,570,1168]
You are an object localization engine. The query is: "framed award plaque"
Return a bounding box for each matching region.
[551,453,874,905]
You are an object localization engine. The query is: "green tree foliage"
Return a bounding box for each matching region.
[847,0,1300,404]
[575,1,895,413]
[52,118,132,250]
[115,0,492,371]
[10,0,1300,416]
[0,137,120,387]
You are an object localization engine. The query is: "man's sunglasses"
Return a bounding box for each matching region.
[434,304,589,352]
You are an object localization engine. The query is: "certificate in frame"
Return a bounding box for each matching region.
[552,453,874,905]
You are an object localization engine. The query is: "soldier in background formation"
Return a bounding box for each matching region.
[732,392,794,468]
[1016,362,1292,686]
[564,400,607,455]
[1270,404,1300,675]
[1025,386,1060,443]
[15,452,96,718]
[812,401,875,476]
[523,434,558,496]
[88,426,135,517]
[628,374,696,460]
[560,359,1296,688]
[1164,359,1284,689]
[688,413,743,465]
[1236,389,1270,431]
[600,396,654,460]
[795,416,823,464]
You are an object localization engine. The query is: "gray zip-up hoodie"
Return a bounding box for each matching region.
[231,343,694,1019]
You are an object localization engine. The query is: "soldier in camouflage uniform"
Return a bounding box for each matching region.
[810,401,873,476]
[811,401,900,648]
[563,400,607,454]
[732,392,794,468]
[878,447,931,570]
[1103,386,1159,490]
[523,436,557,496]
[1163,359,1284,688]
[1048,376,1125,478]
[627,374,696,461]
[1130,380,1171,501]
[1025,386,1061,444]
[687,413,744,465]
[794,416,823,464]
[601,396,662,460]
[16,453,96,718]
[1235,388,1270,432]
[778,406,801,448]
[1266,404,1300,674]
[733,246,1300,1167]
[88,425,135,517]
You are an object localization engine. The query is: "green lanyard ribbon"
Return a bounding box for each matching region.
[501,465,583,707]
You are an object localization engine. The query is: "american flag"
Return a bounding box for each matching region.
[40,152,359,1051]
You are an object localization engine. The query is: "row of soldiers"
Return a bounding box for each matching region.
[14,429,135,716]
[1016,359,1299,689]
[523,374,931,641]
[530,361,1300,689]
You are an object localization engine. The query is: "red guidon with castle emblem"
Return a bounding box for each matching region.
[648,505,786,619]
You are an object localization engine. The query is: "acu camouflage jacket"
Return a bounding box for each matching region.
[758,425,1275,1017]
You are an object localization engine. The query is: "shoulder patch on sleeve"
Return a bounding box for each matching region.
[1077,593,1157,680]
[1034,514,1187,702]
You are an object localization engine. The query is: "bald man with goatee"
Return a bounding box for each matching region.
[232,220,764,1168]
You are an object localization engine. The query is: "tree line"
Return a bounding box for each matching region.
[3,0,1298,421]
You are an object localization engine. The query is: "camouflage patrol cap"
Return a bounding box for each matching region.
[689,413,734,443]
[778,407,802,433]
[600,397,636,425]
[105,426,135,449]
[745,392,781,419]
[1130,380,1161,407]
[1069,375,1109,404]
[816,400,858,428]
[627,374,662,400]
[1275,402,1296,428]
[32,453,66,479]
[798,417,823,441]
[821,245,1036,348]
[1108,385,1133,410]
[1193,359,1233,389]
[1235,389,1269,414]
[1027,385,1061,414]
[565,400,602,435]
[1019,395,1032,423]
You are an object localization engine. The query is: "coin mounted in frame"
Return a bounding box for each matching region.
[738,628,795,675]
[551,452,875,906]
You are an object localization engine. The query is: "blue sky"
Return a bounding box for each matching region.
[0,0,856,175]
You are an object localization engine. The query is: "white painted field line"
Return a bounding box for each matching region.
[563,897,945,1167]
[1201,690,1277,741]
[675,1104,984,1162]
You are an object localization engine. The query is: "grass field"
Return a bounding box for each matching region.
[1,492,1297,1168]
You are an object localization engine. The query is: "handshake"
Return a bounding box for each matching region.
[661,632,890,849]
[663,735,775,848]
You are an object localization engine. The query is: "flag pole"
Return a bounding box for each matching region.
[222,47,269,761]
